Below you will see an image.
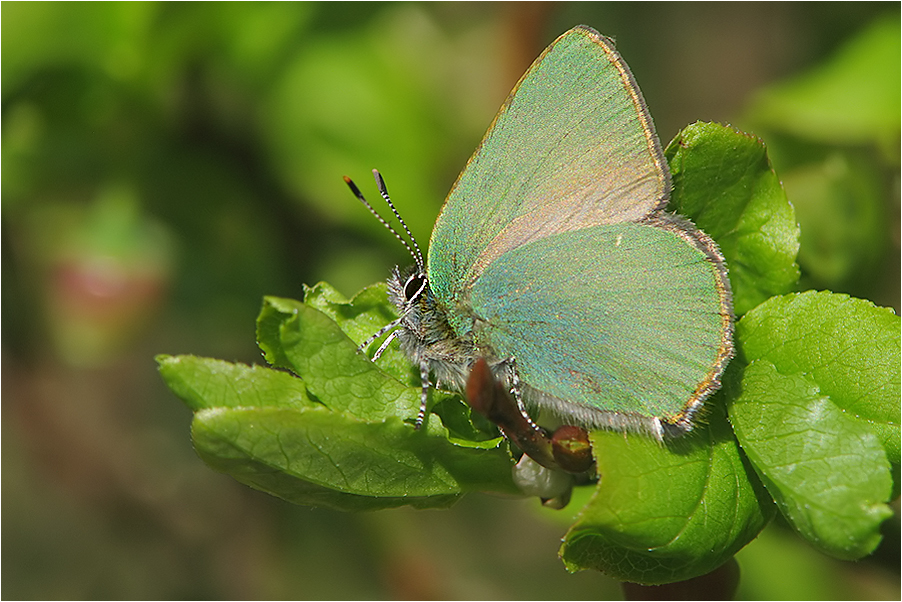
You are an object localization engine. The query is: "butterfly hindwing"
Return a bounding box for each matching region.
[466,220,731,426]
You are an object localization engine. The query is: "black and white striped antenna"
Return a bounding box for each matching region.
[343,170,424,271]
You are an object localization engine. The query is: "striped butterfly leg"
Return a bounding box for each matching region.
[414,361,431,429]
[498,357,594,473]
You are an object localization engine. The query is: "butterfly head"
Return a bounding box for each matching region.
[385,265,444,349]
[400,268,428,308]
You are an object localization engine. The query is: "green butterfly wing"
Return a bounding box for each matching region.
[428,26,670,320]
[467,221,732,426]
[424,25,733,430]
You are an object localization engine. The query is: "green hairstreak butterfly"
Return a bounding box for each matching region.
[345,25,733,441]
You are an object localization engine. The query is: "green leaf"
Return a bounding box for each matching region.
[272,287,504,445]
[731,367,894,560]
[196,450,459,512]
[192,405,516,506]
[665,122,801,315]
[730,291,898,559]
[302,282,417,385]
[745,16,901,148]
[729,360,893,560]
[190,406,458,512]
[257,294,420,422]
[737,291,900,464]
[559,405,774,585]
[156,354,315,412]
[303,281,392,341]
[159,289,518,511]
[256,295,305,372]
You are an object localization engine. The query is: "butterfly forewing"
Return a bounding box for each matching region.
[428,26,669,315]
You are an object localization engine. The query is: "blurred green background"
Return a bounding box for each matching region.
[3,2,899,599]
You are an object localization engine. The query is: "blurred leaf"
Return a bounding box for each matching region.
[258,11,505,249]
[745,15,901,148]
[260,26,451,242]
[735,523,881,600]
[738,15,899,311]
[781,152,885,290]
[1,2,157,89]
[559,405,774,585]
[181,2,314,90]
[730,291,898,559]
[666,122,801,315]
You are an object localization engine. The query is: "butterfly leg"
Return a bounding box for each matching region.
[357,317,403,356]
[414,361,431,429]
[371,330,398,361]
[501,357,542,433]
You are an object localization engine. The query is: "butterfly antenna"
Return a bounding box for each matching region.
[343,174,420,268]
[372,169,425,271]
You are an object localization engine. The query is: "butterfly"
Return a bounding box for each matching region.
[345,25,734,441]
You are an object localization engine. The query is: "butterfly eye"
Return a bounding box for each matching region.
[404,274,426,301]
